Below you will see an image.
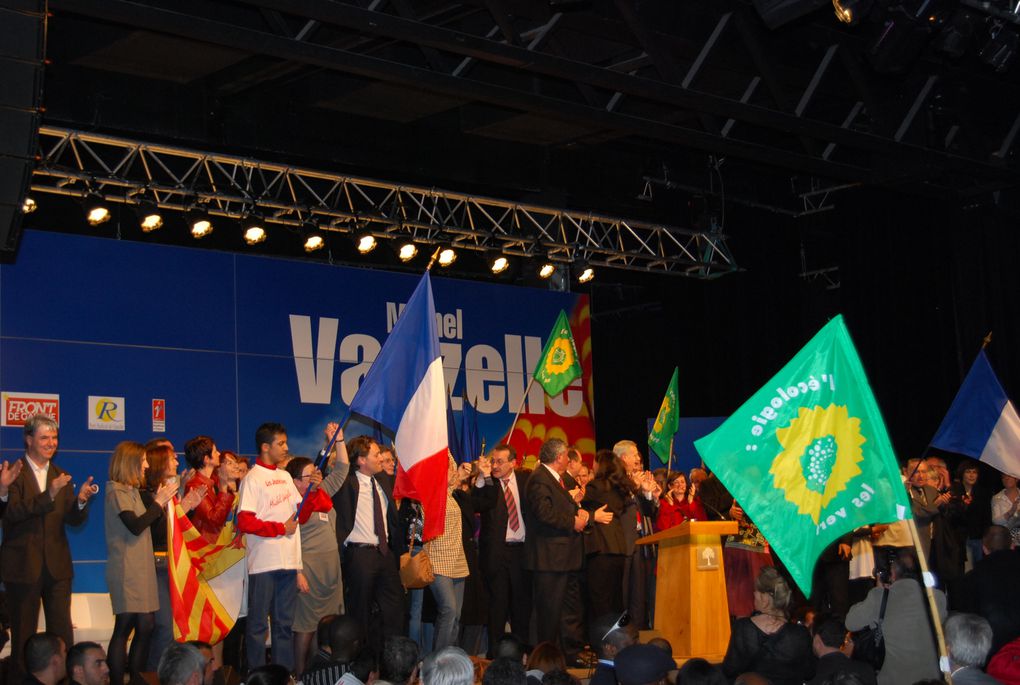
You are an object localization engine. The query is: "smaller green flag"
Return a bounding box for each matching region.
[648,367,680,462]
[533,310,582,397]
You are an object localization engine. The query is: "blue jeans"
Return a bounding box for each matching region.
[429,575,464,651]
[246,570,297,672]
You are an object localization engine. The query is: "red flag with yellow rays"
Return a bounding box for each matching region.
[168,501,246,644]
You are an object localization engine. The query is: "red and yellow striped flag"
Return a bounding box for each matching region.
[168,501,246,645]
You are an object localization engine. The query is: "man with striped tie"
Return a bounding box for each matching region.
[475,444,532,656]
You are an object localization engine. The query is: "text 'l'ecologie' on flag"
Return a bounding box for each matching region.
[648,367,680,462]
[694,315,910,595]
[533,310,582,397]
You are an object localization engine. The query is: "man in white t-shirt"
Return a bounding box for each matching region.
[237,422,302,673]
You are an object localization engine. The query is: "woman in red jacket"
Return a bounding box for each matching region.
[655,471,706,531]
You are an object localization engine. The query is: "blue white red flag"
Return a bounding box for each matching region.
[931,350,1020,477]
[348,272,449,540]
[459,392,481,464]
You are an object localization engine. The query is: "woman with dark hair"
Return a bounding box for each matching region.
[142,443,204,671]
[581,450,634,620]
[526,641,567,685]
[722,567,814,685]
[655,471,706,531]
[285,437,349,676]
[952,459,991,568]
[105,440,178,685]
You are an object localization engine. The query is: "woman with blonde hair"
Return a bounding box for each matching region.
[105,440,177,685]
[722,567,814,685]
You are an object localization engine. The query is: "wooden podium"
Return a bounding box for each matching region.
[636,520,738,662]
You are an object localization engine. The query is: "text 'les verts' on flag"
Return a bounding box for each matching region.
[534,310,582,397]
[694,315,910,595]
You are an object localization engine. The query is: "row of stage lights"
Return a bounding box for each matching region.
[21,194,596,284]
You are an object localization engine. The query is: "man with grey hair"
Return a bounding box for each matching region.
[525,438,591,666]
[420,646,474,685]
[1,413,99,680]
[158,642,206,685]
[945,613,999,684]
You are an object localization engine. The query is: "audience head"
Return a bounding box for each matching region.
[646,637,672,655]
[956,459,980,485]
[255,422,288,463]
[184,436,218,471]
[753,567,792,617]
[822,675,869,685]
[349,647,380,685]
[380,636,420,685]
[109,440,147,487]
[483,658,527,685]
[1003,473,1019,489]
[889,549,921,583]
[591,613,637,659]
[566,448,583,476]
[491,633,528,664]
[185,641,214,685]
[733,675,770,685]
[379,446,397,476]
[158,642,206,685]
[527,642,566,674]
[811,615,850,657]
[421,647,474,685]
[538,439,568,469]
[689,467,708,485]
[676,658,726,685]
[25,633,66,683]
[67,641,109,685]
[945,612,994,669]
[611,440,642,474]
[24,413,59,459]
[145,443,179,489]
[983,524,1013,553]
[285,456,315,494]
[613,644,675,685]
[329,614,365,662]
[906,458,930,488]
[244,664,292,685]
[541,670,580,685]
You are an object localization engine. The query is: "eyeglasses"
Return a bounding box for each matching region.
[602,611,631,642]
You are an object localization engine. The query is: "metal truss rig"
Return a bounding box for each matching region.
[30,127,737,279]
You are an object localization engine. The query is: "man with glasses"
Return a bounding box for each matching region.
[475,444,531,655]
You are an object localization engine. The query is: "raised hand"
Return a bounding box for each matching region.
[0,460,22,497]
[48,472,72,500]
[154,480,177,507]
[182,485,206,512]
[477,456,492,478]
[77,476,99,504]
[309,469,323,490]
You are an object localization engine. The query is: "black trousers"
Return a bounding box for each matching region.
[533,570,584,661]
[482,542,532,655]
[7,568,73,680]
[586,553,626,627]
[341,545,405,648]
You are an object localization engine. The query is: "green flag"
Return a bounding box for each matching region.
[694,315,910,595]
[648,367,680,462]
[533,310,582,397]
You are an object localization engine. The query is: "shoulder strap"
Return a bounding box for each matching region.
[877,588,890,622]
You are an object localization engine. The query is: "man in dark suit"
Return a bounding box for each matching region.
[954,524,1020,655]
[474,444,530,654]
[525,438,605,665]
[807,615,876,685]
[1,414,98,680]
[332,435,405,642]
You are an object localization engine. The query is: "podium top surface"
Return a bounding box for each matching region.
[635,519,739,545]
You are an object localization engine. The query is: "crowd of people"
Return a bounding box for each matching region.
[2,412,1019,685]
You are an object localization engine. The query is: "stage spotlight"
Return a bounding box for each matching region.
[488,251,510,275]
[356,233,378,254]
[188,210,213,239]
[437,247,457,267]
[576,264,595,284]
[22,196,37,214]
[243,217,267,246]
[537,262,556,280]
[136,201,163,232]
[84,195,111,226]
[397,242,418,262]
[303,229,325,253]
[833,0,872,25]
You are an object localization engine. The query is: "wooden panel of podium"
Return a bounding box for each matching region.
[636,520,738,662]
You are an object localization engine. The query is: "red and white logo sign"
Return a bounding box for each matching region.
[1,392,60,427]
[152,399,166,432]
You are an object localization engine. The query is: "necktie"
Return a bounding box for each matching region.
[503,478,520,532]
[371,480,387,554]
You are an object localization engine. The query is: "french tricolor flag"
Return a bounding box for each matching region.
[349,272,449,541]
[931,350,1020,477]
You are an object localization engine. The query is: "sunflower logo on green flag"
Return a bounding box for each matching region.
[648,367,680,462]
[694,315,910,595]
[534,310,583,397]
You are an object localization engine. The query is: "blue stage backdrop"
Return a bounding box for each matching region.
[646,416,726,474]
[0,230,591,592]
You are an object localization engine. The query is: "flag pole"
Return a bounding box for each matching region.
[294,405,354,520]
[905,517,953,685]
[505,374,538,446]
